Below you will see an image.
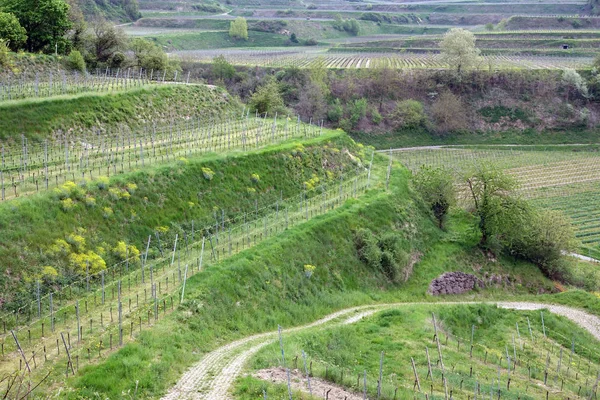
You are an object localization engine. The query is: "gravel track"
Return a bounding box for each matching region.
[161,302,600,399]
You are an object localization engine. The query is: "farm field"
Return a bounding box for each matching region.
[392,145,600,247]
[176,48,593,69]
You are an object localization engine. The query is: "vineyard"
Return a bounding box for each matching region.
[0,130,373,396]
[392,146,600,246]
[0,68,189,103]
[177,49,593,70]
[244,304,600,399]
[0,110,326,200]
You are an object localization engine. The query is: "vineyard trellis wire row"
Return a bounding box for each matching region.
[0,67,191,102]
[275,309,600,400]
[0,111,326,201]
[0,166,371,379]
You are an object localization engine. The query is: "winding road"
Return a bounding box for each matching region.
[161,301,600,400]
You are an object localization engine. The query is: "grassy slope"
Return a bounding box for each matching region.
[150,31,292,50]
[62,155,569,399]
[0,133,363,309]
[0,84,238,142]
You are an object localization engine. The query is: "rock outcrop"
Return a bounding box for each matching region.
[428,271,485,295]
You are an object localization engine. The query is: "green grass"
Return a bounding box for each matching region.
[242,304,600,399]
[149,31,292,50]
[0,84,239,141]
[0,133,364,311]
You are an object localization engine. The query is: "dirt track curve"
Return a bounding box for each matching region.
[161,301,600,400]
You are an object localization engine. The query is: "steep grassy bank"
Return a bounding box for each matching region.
[351,128,600,149]
[0,133,364,310]
[0,84,239,142]
[62,158,558,399]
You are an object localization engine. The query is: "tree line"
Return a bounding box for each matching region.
[0,0,178,75]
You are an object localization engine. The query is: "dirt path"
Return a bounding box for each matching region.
[161,302,600,400]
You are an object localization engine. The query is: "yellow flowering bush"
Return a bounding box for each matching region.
[112,241,141,262]
[303,174,320,191]
[304,264,316,278]
[66,234,86,252]
[85,196,96,207]
[102,207,113,219]
[69,251,106,274]
[60,198,75,211]
[202,167,215,181]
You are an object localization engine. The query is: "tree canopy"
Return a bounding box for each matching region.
[413,166,456,229]
[440,28,480,75]
[0,0,72,53]
[229,17,248,40]
[0,12,26,50]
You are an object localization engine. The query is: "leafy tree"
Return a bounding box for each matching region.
[1,0,72,53]
[212,55,236,81]
[130,38,179,73]
[290,33,299,43]
[561,68,589,101]
[229,17,248,40]
[88,17,126,65]
[65,49,85,72]
[440,28,480,75]
[344,19,360,35]
[509,209,578,279]
[413,166,456,229]
[464,163,528,249]
[249,78,287,115]
[65,0,85,51]
[0,12,26,50]
[390,99,426,130]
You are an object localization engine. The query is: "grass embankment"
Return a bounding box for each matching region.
[0,84,239,142]
[150,31,292,51]
[240,304,600,399]
[64,153,565,398]
[351,128,600,149]
[0,133,364,309]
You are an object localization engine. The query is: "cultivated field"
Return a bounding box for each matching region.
[177,49,593,69]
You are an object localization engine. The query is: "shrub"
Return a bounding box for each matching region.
[202,167,215,181]
[431,92,468,134]
[250,173,260,183]
[60,198,75,211]
[102,207,113,219]
[303,264,316,278]
[112,241,141,263]
[390,99,426,130]
[354,228,382,270]
[65,50,86,72]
